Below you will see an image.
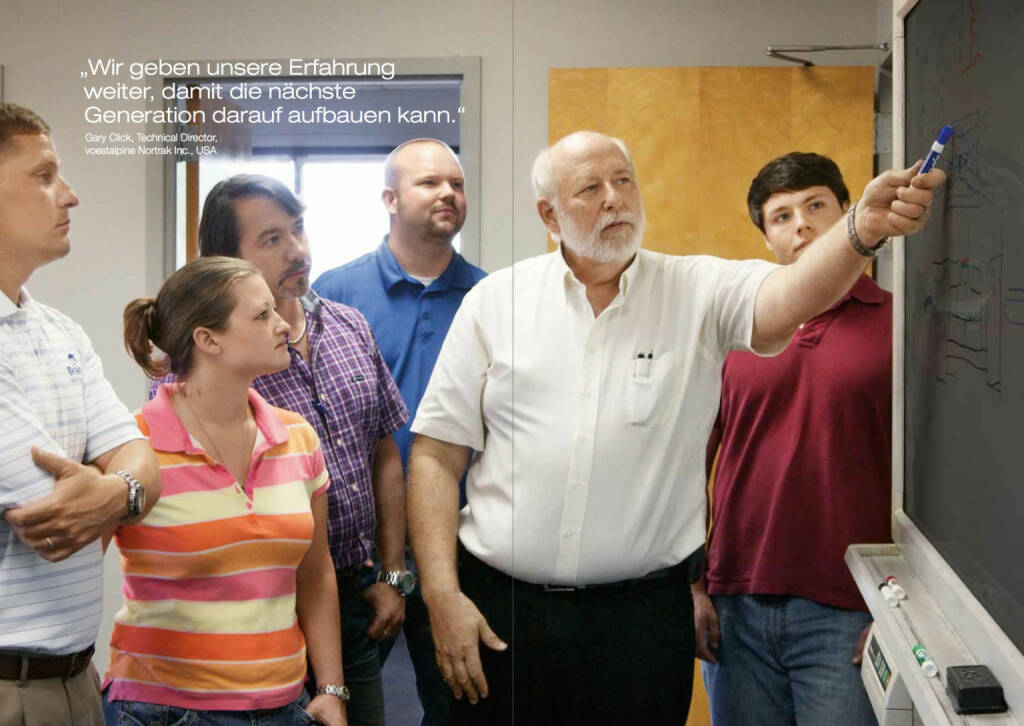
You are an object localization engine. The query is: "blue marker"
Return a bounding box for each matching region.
[920,125,953,173]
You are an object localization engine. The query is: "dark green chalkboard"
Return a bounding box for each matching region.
[904,0,1024,655]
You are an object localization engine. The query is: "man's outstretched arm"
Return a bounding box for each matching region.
[753,164,946,352]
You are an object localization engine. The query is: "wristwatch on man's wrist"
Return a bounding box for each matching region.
[846,201,890,258]
[317,683,350,702]
[377,569,417,597]
[115,470,145,521]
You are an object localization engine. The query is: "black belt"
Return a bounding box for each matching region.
[460,544,703,594]
[528,557,693,593]
[0,644,94,683]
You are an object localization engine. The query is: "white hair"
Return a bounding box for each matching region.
[531,131,634,201]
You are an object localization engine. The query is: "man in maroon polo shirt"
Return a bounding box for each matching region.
[693,152,890,726]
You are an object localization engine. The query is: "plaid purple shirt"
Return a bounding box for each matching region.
[152,293,408,569]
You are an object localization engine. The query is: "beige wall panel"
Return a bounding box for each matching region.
[698,67,794,259]
[548,66,875,263]
[790,67,875,202]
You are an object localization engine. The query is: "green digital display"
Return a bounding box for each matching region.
[869,636,892,691]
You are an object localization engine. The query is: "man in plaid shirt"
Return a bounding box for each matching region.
[153,175,409,726]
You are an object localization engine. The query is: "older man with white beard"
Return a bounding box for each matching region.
[406,131,945,726]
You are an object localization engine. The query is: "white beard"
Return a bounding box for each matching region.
[557,207,645,264]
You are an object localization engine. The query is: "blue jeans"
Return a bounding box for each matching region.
[103,689,314,725]
[702,595,877,726]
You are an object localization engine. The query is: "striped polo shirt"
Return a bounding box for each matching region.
[0,288,141,655]
[104,384,329,711]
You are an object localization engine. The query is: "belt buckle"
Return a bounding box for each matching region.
[65,644,93,680]
[66,651,82,679]
[15,655,29,687]
[541,584,581,593]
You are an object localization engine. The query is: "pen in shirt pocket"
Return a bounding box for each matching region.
[633,349,654,379]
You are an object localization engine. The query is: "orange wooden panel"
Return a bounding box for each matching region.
[690,663,711,725]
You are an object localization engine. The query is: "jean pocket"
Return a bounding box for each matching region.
[114,700,197,726]
[288,702,319,724]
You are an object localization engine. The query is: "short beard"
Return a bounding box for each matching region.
[556,205,644,264]
[276,261,311,300]
[276,278,310,300]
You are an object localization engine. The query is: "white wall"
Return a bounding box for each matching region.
[1,0,890,674]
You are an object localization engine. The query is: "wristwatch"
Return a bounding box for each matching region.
[377,569,417,597]
[115,470,145,521]
[846,201,891,258]
[317,683,351,702]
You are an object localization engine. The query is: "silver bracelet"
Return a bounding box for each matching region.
[846,201,890,258]
[317,683,351,702]
[115,470,145,521]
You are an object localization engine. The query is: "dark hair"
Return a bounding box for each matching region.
[747,152,850,232]
[123,256,259,378]
[198,174,305,257]
[0,103,50,156]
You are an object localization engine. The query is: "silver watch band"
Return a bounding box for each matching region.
[115,470,143,520]
[846,201,889,258]
[317,683,350,702]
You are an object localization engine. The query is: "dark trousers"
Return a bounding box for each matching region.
[453,547,696,726]
[308,568,386,726]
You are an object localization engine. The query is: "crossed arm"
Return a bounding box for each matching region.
[3,434,160,563]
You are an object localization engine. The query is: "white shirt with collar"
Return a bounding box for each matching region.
[412,247,778,585]
[0,288,141,654]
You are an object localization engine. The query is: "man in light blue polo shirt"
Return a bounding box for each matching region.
[0,102,160,725]
[314,138,485,726]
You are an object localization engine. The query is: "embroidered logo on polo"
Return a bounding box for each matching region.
[66,352,82,376]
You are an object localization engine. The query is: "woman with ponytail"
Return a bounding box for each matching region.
[105,256,347,726]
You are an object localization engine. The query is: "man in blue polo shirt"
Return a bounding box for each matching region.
[314,137,486,726]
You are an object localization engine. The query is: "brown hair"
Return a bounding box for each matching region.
[124,256,259,378]
[0,103,50,156]
[199,175,304,258]
[747,152,849,233]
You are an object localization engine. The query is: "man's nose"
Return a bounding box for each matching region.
[438,181,457,201]
[285,231,309,258]
[59,176,80,208]
[601,181,623,210]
